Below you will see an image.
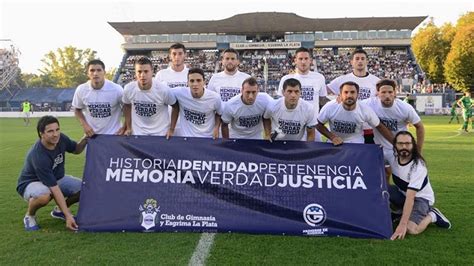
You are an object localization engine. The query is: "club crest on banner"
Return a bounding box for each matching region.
[139,198,160,230]
[303,203,326,227]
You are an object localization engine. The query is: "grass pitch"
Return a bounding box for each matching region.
[0,116,472,265]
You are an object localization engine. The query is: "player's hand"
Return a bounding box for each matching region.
[212,128,219,140]
[124,129,132,136]
[331,136,343,146]
[83,124,95,138]
[264,134,273,143]
[66,215,78,231]
[166,128,174,140]
[116,126,127,135]
[391,223,407,240]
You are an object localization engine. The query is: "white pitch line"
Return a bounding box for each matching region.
[188,233,216,266]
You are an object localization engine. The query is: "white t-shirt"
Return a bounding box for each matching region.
[221,93,273,139]
[263,98,318,141]
[277,71,327,114]
[72,80,123,134]
[154,66,189,88]
[318,100,380,143]
[363,98,421,150]
[122,80,176,136]
[173,88,223,138]
[389,157,435,205]
[327,72,380,99]
[207,71,251,102]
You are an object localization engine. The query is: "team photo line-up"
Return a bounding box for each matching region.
[18,43,453,240]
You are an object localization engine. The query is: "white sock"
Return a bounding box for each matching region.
[429,211,437,223]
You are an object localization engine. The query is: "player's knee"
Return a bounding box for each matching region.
[33,193,52,206]
[407,224,422,235]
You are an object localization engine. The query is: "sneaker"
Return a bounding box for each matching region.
[24,216,40,231]
[51,207,77,221]
[431,207,451,229]
[50,207,66,221]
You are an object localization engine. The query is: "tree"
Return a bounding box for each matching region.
[39,46,97,88]
[411,21,448,83]
[105,67,117,82]
[444,25,474,91]
[20,72,55,88]
[456,12,474,29]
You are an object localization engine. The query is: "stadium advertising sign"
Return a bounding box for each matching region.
[230,42,301,50]
[77,135,392,239]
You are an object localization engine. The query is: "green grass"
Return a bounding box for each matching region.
[0,116,473,265]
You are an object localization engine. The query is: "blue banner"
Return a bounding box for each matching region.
[77,135,392,239]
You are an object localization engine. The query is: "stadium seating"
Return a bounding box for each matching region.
[117,46,420,94]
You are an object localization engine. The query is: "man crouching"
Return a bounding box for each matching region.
[17,116,88,231]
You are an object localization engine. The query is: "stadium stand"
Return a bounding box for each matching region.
[4,13,459,113]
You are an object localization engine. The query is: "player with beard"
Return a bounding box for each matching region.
[362,79,425,176]
[389,131,451,240]
[207,48,251,102]
[317,81,393,145]
[327,48,380,143]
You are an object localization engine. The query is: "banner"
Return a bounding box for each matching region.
[230,42,301,50]
[77,135,392,239]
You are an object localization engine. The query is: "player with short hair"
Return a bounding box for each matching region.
[221,77,273,140]
[362,78,424,165]
[72,59,125,137]
[17,116,88,231]
[21,99,32,126]
[457,91,473,132]
[263,78,317,141]
[208,48,251,102]
[278,47,328,113]
[155,43,189,88]
[167,68,222,139]
[389,131,451,240]
[316,81,393,145]
[122,57,176,136]
[327,48,380,143]
[448,100,460,124]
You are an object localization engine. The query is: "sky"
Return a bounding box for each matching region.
[1,0,472,74]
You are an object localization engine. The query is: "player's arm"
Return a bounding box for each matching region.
[50,185,78,231]
[74,108,95,137]
[391,189,416,240]
[213,114,221,140]
[413,121,425,153]
[116,101,127,135]
[263,118,272,141]
[319,96,330,108]
[123,104,132,136]
[457,98,464,109]
[306,127,315,142]
[316,122,342,146]
[375,122,394,143]
[72,135,88,154]
[221,123,229,139]
[167,103,179,139]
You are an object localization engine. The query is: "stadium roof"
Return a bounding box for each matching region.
[109,12,427,35]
